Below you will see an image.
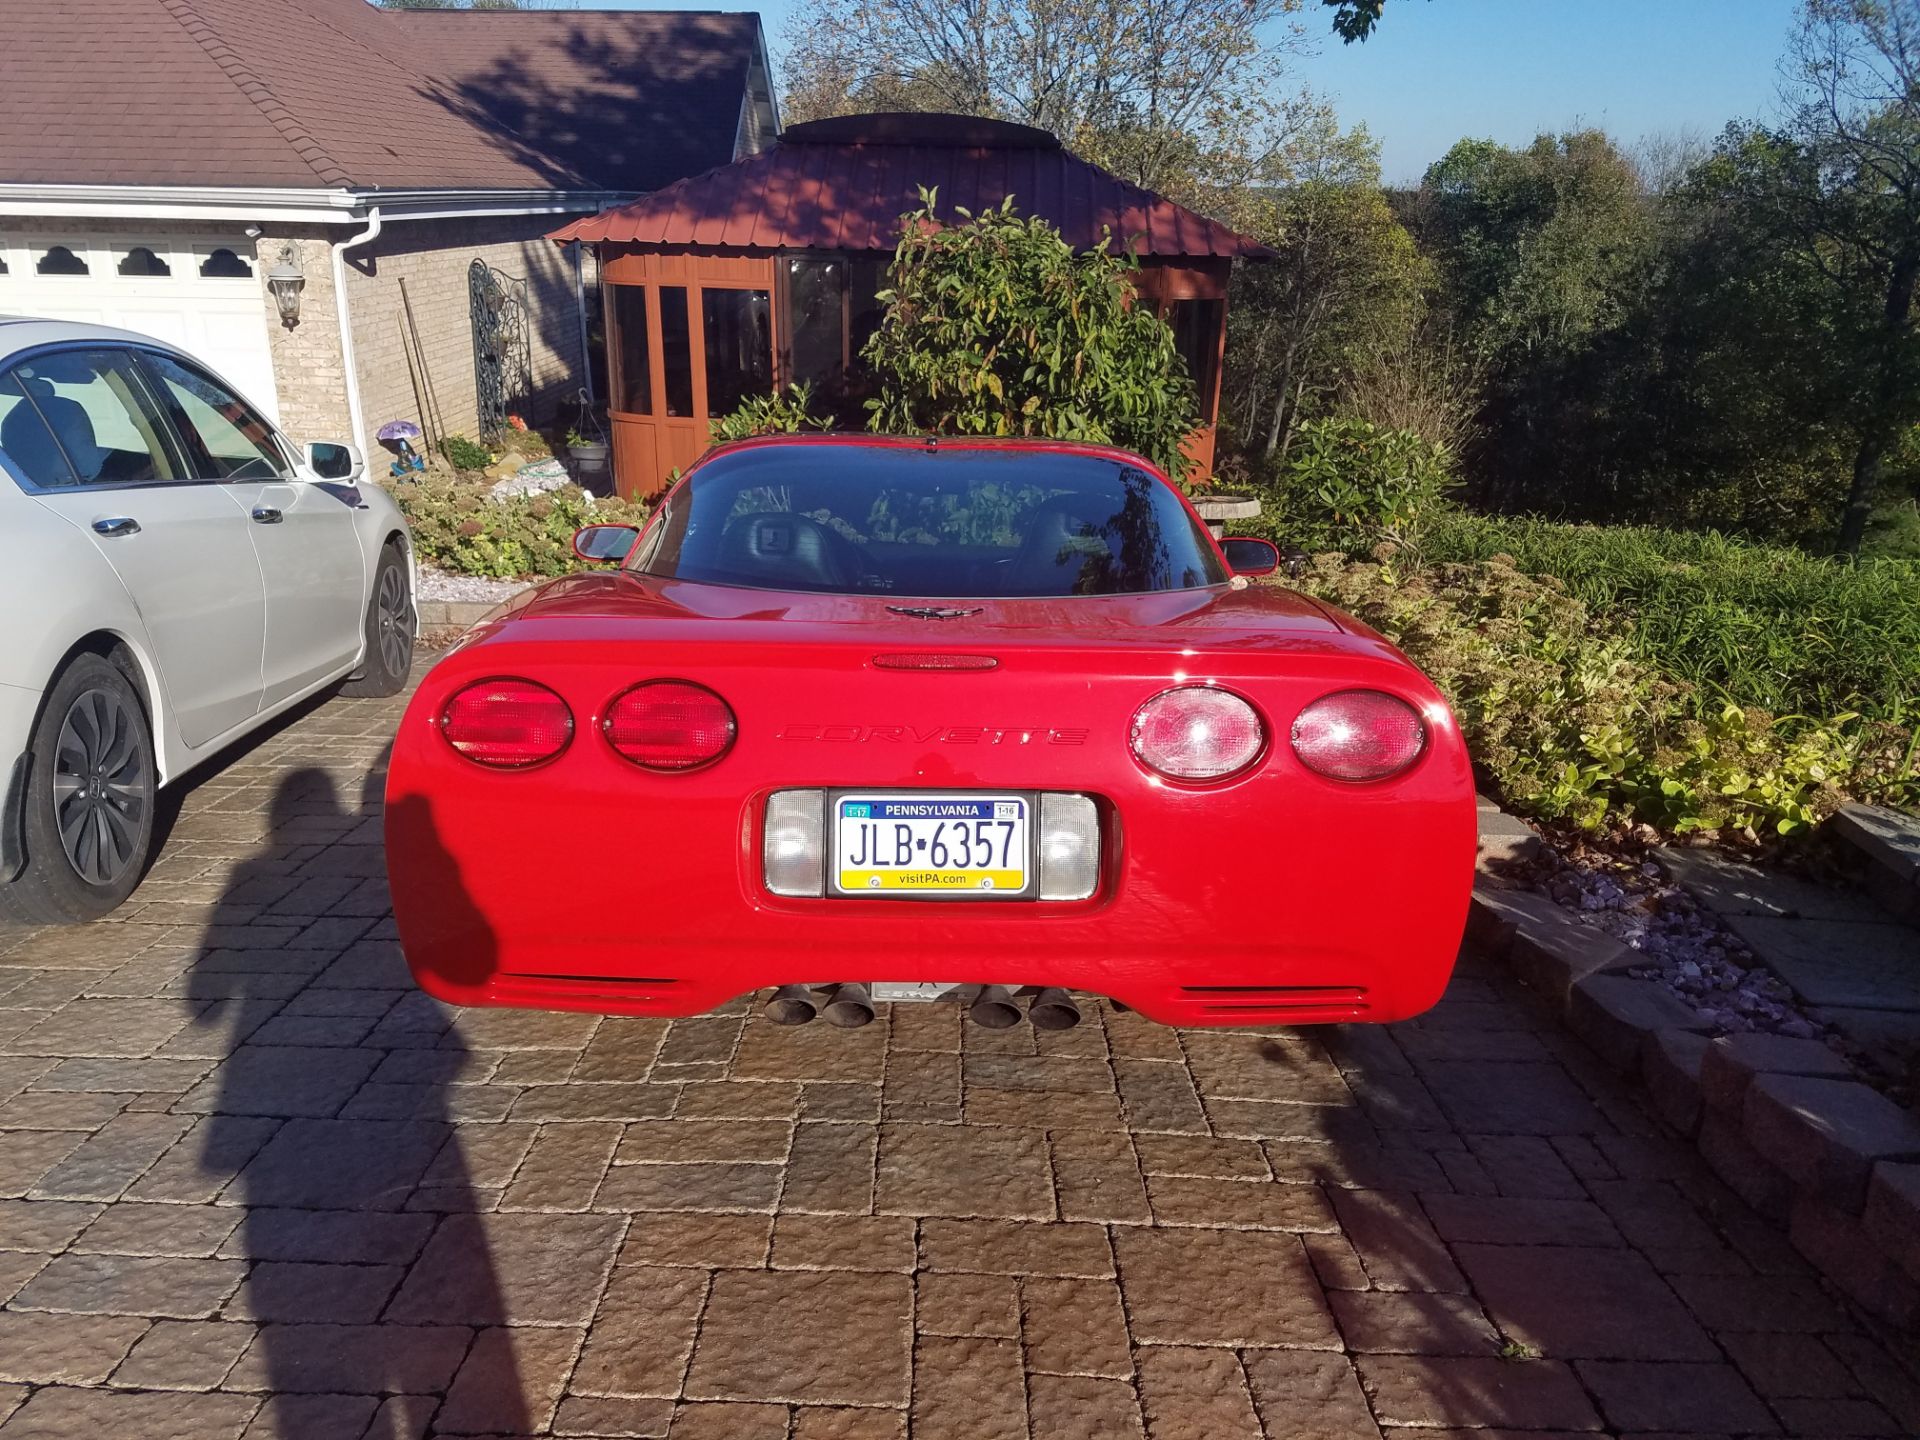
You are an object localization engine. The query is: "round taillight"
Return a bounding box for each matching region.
[1291,690,1427,781]
[439,679,572,768]
[604,681,736,771]
[1130,686,1266,781]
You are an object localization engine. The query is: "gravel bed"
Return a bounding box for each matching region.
[416,567,534,604]
[1516,837,1822,1039]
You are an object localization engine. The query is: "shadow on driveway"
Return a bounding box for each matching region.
[188,764,527,1438]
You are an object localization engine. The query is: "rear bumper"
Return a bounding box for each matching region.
[388,724,1476,1031]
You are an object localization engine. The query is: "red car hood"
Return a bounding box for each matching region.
[479,572,1366,655]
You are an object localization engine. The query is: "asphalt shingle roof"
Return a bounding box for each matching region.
[0,0,760,192]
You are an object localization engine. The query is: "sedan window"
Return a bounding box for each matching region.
[0,351,180,488]
[140,351,286,481]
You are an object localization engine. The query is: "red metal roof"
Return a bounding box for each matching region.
[551,114,1270,260]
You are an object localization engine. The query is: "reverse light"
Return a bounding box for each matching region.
[1130,686,1265,782]
[1290,690,1427,781]
[1037,793,1099,900]
[604,680,736,771]
[764,790,825,897]
[439,679,573,768]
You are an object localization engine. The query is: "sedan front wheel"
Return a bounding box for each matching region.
[1,653,156,924]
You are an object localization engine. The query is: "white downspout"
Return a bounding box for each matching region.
[571,240,595,407]
[330,206,383,450]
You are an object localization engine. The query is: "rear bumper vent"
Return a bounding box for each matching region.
[1177,984,1369,1019]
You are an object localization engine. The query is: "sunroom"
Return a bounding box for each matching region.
[551,113,1270,499]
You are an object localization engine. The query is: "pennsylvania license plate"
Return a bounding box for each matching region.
[833,793,1030,896]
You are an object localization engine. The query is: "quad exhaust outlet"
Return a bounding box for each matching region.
[820,982,877,1028]
[765,985,819,1026]
[1028,987,1083,1030]
[968,984,1023,1029]
[763,983,1090,1030]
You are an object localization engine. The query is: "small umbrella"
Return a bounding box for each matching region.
[376,420,425,475]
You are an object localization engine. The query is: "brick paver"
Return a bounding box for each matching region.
[2,676,1918,1437]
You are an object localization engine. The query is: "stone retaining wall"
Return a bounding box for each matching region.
[1472,815,1920,1331]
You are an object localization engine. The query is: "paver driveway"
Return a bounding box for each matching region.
[1,675,1917,1439]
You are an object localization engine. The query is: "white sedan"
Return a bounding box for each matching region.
[0,318,414,922]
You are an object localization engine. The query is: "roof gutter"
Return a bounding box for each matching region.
[331,207,382,454]
[0,184,630,225]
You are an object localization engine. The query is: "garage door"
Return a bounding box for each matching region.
[0,233,282,421]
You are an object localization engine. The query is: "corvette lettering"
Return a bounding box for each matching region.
[776,724,1088,746]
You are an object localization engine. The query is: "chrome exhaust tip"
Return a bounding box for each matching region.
[766,985,819,1026]
[820,982,877,1028]
[1028,987,1082,1030]
[969,984,1023,1029]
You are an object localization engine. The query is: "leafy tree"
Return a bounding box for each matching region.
[1409,130,1657,506]
[779,1,1318,203]
[1779,0,1920,554]
[1221,121,1430,456]
[1323,0,1427,42]
[862,189,1200,480]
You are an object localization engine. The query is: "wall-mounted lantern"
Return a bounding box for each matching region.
[265,244,305,328]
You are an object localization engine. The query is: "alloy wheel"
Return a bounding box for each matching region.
[377,562,414,677]
[50,687,149,886]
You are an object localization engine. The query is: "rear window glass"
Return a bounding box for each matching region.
[631,445,1226,598]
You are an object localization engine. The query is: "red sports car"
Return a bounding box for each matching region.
[386,436,1474,1031]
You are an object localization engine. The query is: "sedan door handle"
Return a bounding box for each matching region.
[250,507,284,525]
[92,517,141,538]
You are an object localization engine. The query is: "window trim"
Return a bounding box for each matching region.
[0,341,288,496]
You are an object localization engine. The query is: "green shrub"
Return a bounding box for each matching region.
[392,476,653,579]
[1249,418,1456,555]
[1296,553,1920,837]
[438,434,492,472]
[710,383,827,443]
[863,189,1199,482]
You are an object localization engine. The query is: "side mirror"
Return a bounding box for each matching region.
[305,441,363,482]
[573,524,640,563]
[1221,536,1280,577]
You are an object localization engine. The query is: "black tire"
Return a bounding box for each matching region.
[0,653,157,924]
[342,542,415,698]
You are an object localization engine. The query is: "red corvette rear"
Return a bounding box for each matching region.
[387,437,1475,1029]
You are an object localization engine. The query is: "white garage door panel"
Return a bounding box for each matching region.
[0,235,281,422]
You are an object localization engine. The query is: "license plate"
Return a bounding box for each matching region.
[833,793,1030,897]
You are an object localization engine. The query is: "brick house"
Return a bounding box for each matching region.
[0,0,776,457]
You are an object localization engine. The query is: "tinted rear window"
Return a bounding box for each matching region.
[631,445,1226,598]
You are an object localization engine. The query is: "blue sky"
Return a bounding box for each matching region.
[594,0,1808,184]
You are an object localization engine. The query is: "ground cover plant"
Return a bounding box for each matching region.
[394,476,653,580]
[1247,421,1920,837]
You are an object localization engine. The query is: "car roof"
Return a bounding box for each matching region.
[0,315,194,363]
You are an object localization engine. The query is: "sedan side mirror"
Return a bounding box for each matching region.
[305,440,363,482]
[573,524,640,563]
[1221,536,1280,577]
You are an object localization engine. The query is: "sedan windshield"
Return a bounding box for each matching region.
[630,444,1226,598]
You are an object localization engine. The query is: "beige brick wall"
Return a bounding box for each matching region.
[343,214,595,457]
[256,230,353,447]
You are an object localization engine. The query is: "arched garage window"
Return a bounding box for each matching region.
[35,245,88,276]
[198,247,253,279]
[117,247,172,277]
